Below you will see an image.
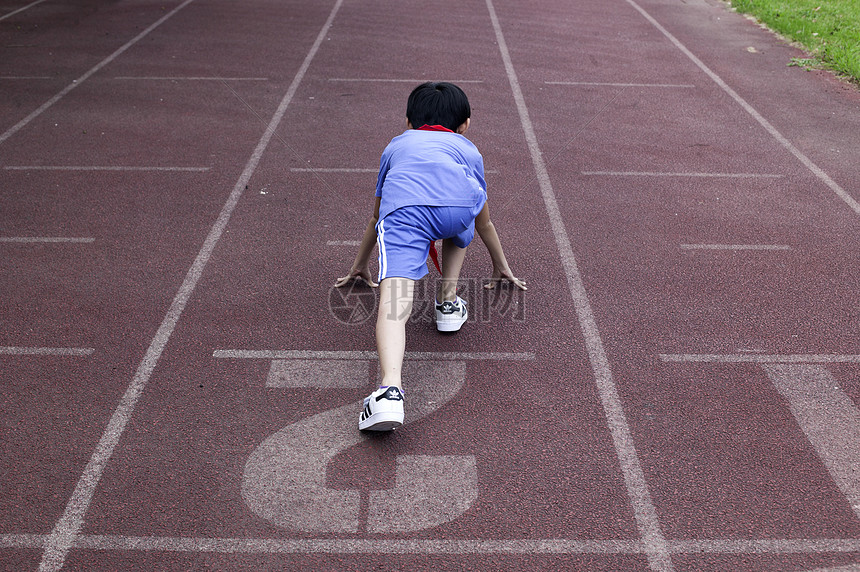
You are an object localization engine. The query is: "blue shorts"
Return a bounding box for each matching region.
[377,206,476,281]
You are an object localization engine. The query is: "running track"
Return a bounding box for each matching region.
[1,0,860,569]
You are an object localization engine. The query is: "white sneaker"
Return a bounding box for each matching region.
[358,386,404,431]
[435,296,468,332]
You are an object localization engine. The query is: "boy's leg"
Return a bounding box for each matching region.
[434,238,469,333]
[360,277,412,431]
[436,238,467,302]
[376,277,414,389]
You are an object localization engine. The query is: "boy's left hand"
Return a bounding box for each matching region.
[335,268,378,288]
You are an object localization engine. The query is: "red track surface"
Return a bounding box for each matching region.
[2,0,860,570]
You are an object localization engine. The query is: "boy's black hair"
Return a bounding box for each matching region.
[406,82,471,132]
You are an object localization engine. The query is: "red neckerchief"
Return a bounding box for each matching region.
[415,124,455,273]
[428,243,442,274]
[417,124,455,133]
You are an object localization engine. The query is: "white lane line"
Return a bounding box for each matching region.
[214,349,535,361]
[113,76,268,81]
[75,536,640,555]
[36,2,346,571]
[5,533,860,556]
[0,76,54,80]
[660,354,860,364]
[0,346,94,356]
[805,565,860,572]
[669,538,860,554]
[680,244,791,251]
[546,81,696,88]
[8,534,645,554]
[291,167,500,174]
[290,167,376,173]
[763,364,860,520]
[0,533,46,548]
[0,0,199,146]
[581,171,782,178]
[484,1,673,570]
[327,78,483,83]
[61,535,860,556]
[0,237,95,243]
[3,166,208,172]
[327,240,361,246]
[624,0,860,217]
[0,0,48,22]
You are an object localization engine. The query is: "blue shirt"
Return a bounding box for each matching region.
[375,129,487,221]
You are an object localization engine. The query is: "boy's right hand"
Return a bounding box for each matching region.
[334,268,378,288]
[484,266,527,291]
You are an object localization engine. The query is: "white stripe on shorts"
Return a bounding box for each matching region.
[377,218,387,279]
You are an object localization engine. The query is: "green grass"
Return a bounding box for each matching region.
[729,0,860,84]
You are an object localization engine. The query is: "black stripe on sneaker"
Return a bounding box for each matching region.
[377,387,403,401]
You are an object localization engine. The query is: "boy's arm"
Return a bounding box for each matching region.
[475,202,527,290]
[334,196,381,288]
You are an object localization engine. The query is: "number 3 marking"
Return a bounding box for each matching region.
[241,360,477,533]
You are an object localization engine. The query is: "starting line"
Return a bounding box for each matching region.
[213,349,535,361]
[3,533,860,558]
[660,354,860,363]
[0,346,94,356]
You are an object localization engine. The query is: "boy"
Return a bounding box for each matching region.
[335,82,526,432]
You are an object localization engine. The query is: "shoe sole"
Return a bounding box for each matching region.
[436,318,467,332]
[358,411,404,431]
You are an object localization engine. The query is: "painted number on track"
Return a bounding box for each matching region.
[241,359,477,533]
